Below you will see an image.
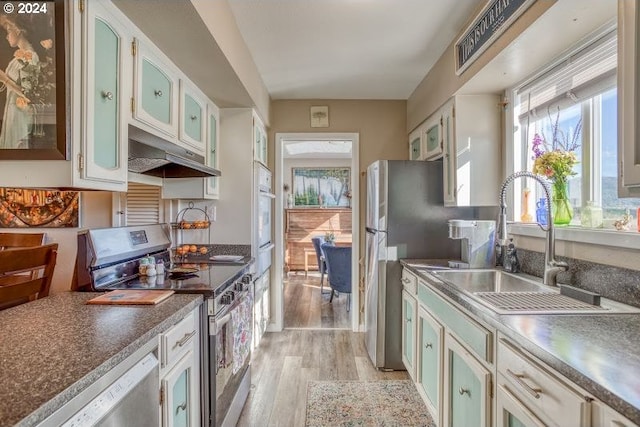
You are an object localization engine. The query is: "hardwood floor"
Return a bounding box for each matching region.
[283,271,350,329]
[237,330,409,426]
[237,271,409,426]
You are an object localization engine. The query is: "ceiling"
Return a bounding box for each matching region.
[227,0,483,100]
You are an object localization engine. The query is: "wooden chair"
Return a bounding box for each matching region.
[0,243,58,310]
[0,232,46,250]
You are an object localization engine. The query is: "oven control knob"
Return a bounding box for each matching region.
[234,282,245,292]
[241,274,252,284]
[221,293,234,305]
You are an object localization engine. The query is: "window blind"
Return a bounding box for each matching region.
[516,27,617,121]
[125,183,162,226]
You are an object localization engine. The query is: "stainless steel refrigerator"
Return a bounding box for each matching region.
[364,160,496,370]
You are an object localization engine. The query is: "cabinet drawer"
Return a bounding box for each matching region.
[401,268,417,294]
[497,339,589,427]
[162,310,197,368]
[418,280,491,362]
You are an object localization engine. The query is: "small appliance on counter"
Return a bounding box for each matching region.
[447,220,497,269]
[74,223,254,427]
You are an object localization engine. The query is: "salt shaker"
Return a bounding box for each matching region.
[146,264,157,276]
[156,260,165,275]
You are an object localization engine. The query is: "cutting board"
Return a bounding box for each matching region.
[87,290,175,305]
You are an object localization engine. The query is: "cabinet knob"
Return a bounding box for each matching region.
[458,387,470,396]
[101,91,113,101]
[405,317,412,323]
[190,115,197,121]
[425,343,433,349]
[154,89,163,97]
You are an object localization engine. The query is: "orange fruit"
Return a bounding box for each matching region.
[189,245,197,253]
[199,246,208,254]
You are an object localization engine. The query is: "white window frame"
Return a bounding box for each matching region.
[507,22,640,250]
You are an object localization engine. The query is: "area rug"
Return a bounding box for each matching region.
[305,380,435,427]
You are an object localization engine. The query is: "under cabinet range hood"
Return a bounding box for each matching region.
[127,125,221,178]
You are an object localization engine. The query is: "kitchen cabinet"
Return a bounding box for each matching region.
[409,126,423,160]
[178,79,206,154]
[401,289,417,380]
[132,35,180,139]
[417,306,443,425]
[618,1,640,189]
[254,113,268,166]
[443,333,491,427]
[592,401,638,427]
[0,0,132,190]
[160,307,200,427]
[253,268,270,350]
[496,336,591,427]
[162,100,221,200]
[440,95,501,207]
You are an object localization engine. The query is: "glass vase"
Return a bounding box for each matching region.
[551,179,573,226]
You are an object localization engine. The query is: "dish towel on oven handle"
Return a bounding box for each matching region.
[231,292,253,374]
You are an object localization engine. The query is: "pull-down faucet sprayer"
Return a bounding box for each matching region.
[498,171,568,286]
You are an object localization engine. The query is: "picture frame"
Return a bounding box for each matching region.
[292,167,351,208]
[0,0,68,160]
[310,105,329,128]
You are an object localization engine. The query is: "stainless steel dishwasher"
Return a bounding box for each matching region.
[39,342,160,427]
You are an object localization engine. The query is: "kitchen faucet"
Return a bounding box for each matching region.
[498,171,568,286]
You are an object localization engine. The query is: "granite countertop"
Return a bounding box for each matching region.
[0,292,203,427]
[401,259,640,424]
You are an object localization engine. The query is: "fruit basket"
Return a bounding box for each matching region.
[171,202,211,254]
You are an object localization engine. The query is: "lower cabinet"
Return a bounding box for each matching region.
[161,350,198,427]
[402,289,417,380]
[443,333,492,427]
[159,308,200,427]
[417,306,443,424]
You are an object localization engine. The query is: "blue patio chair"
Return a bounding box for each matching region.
[311,236,331,294]
[321,243,352,311]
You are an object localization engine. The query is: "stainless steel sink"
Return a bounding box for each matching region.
[431,269,640,315]
[433,269,552,294]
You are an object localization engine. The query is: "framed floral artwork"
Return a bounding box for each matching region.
[0,0,68,160]
[292,167,351,207]
[0,188,79,227]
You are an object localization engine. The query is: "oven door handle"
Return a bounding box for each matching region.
[210,312,232,336]
[259,243,275,253]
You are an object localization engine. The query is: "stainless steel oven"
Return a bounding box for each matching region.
[75,224,254,427]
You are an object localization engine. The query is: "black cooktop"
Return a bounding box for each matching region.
[103,262,251,298]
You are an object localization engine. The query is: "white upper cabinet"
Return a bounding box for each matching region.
[132,36,180,139]
[619,0,640,188]
[254,112,268,166]
[178,79,206,154]
[442,95,501,207]
[81,0,131,190]
[409,125,424,161]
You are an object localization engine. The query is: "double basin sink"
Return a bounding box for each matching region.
[410,266,640,315]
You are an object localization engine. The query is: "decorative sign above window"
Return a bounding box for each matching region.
[455,0,536,75]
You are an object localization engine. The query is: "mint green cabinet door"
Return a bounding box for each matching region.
[418,307,442,415]
[410,136,421,160]
[401,290,416,379]
[162,350,196,427]
[141,58,172,127]
[183,93,202,142]
[496,383,546,427]
[444,335,490,427]
[93,19,118,170]
[171,369,188,427]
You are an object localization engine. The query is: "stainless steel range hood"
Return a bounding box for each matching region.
[128,125,221,178]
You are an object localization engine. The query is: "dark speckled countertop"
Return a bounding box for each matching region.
[0,292,203,427]
[401,259,640,424]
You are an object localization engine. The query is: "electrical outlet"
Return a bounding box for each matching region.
[211,205,217,221]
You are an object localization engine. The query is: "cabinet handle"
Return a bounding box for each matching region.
[190,115,197,120]
[401,278,410,284]
[424,343,433,349]
[506,369,542,399]
[458,387,470,396]
[101,91,113,101]
[154,89,163,97]
[175,401,187,414]
[405,317,412,323]
[172,330,196,349]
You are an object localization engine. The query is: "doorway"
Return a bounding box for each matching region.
[273,133,360,332]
